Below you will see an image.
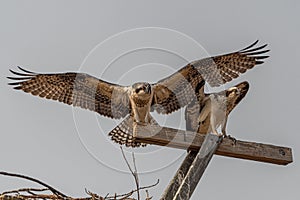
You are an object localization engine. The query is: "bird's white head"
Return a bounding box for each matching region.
[129,82,153,110]
[131,82,152,95]
[226,81,249,102]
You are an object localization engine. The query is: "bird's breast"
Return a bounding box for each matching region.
[132,96,151,107]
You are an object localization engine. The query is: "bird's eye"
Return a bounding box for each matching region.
[135,88,141,93]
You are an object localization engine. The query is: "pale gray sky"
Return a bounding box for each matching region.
[0,1,299,199]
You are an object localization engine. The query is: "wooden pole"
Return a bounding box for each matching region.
[173,134,221,200]
[161,151,198,200]
[161,134,222,200]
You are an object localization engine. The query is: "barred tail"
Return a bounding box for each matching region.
[108,116,147,147]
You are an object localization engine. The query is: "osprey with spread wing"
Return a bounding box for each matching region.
[8,40,269,147]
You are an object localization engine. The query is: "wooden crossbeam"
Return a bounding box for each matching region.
[135,126,293,165]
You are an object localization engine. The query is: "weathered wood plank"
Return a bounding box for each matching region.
[161,134,222,200]
[135,126,293,165]
[173,134,221,200]
[161,151,198,200]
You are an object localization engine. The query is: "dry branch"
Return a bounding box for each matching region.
[0,171,68,198]
[120,147,141,200]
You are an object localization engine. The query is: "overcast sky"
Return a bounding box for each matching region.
[0,1,299,199]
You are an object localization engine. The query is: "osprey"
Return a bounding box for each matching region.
[185,81,249,138]
[8,40,268,147]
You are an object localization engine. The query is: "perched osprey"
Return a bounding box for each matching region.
[185,81,249,138]
[8,40,268,147]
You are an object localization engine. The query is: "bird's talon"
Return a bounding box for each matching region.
[225,135,237,146]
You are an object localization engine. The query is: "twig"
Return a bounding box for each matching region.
[119,147,140,200]
[138,179,159,191]
[131,152,139,200]
[84,188,104,199]
[0,171,68,198]
[1,188,49,195]
[104,179,159,200]
[119,147,134,177]
[145,190,152,200]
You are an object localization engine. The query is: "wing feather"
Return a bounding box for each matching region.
[194,41,269,87]
[152,65,204,114]
[7,67,130,119]
[152,40,269,114]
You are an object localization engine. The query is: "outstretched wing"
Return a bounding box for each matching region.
[7,67,130,119]
[152,65,205,114]
[152,40,269,114]
[193,40,269,87]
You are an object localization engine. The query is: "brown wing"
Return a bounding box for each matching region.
[7,67,130,119]
[152,40,269,114]
[185,97,202,132]
[152,64,205,114]
[192,40,269,87]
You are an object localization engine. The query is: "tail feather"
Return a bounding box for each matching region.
[108,116,147,147]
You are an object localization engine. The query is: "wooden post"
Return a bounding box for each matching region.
[161,134,222,200]
[173,134,221,199]
[161,151,198,199]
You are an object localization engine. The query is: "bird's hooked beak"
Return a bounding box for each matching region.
[145,84,151,94]
[235,87,241,96]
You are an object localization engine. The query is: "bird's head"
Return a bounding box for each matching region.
[131,82,152,95]
[226,81,249,103]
